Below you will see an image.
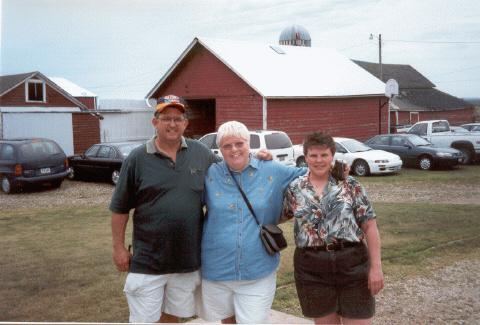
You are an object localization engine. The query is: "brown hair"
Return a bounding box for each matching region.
[303,132,336,156]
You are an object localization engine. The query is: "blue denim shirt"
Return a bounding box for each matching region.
[201,157,306,281]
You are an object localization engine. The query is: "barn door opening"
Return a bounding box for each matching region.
[185,99,215,139]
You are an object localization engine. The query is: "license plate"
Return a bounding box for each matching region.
[40,168,51,174]
[279,156,285,161]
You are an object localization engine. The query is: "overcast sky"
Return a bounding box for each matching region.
[2,0,479,99]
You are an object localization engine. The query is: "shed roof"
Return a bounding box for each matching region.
[353,60,435,88]
[0,72,37,96]
[353,60,471,111]
[392,88,471,111]
[147,37,386,99]
[49,77,97,97]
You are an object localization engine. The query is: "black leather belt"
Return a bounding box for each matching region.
[303,241,362,252]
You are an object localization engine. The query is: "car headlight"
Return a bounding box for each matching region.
[374,159,389,163]
[436,152,453,157]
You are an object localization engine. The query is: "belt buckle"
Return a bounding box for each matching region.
[325,243,335,251]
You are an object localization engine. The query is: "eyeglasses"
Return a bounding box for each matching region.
[221,141,246,151]
[157,116,186,124]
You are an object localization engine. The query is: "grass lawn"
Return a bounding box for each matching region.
[358,164,480,185]
[1,166,479,321]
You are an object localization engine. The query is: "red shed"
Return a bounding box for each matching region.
[146,38,388,143]
[0,71,100,155]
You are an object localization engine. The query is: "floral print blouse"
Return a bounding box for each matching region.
[282,174,376,248]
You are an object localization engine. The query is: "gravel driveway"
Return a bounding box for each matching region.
[2,178,479,323]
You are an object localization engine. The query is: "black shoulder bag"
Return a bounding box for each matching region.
[228,169,287,255]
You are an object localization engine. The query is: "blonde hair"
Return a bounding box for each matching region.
[216,121,250,147]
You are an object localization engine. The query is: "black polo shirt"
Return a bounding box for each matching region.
[110,137,217,275]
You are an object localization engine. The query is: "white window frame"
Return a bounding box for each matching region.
[25,79,46,103]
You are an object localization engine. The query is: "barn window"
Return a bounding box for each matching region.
[25,80,46,102]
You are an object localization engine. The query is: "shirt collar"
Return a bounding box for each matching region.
[304,171,339,189]
[222,154,259,175]
[146,135,187,155]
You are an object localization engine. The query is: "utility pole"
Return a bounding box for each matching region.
[378,34,382,80]
[370,33,383,80]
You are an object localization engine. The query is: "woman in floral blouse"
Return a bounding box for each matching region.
[282,132,384,325]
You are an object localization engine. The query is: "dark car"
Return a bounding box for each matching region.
[365,134,463,170]
[460,123,480,132]
[68,141,144,184]
[0,138,69,193]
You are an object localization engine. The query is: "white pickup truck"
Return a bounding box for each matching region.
[407,120,480,164]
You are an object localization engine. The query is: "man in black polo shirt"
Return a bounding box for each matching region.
[110,95,218,323]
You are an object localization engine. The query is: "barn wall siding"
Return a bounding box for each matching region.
[76,97,96,110]
[267,97,389,144]
[72,113,100,154]
[397,108,474,126]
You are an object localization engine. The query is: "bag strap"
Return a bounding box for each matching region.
[228,168,261,226]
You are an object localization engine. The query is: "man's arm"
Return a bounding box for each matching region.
[111,213,131,272]
[361,219,384,296]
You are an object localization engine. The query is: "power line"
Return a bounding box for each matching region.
[430,65,480,77]
[385,39,480,44]
[436,77,480,83]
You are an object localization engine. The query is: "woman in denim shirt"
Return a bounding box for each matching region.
[199,121,305,324]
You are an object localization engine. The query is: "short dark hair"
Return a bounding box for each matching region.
[303,132,336,156]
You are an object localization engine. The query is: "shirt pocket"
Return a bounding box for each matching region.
[189,167,205,192]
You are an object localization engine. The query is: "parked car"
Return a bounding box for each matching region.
[460,123,480,132]
[199,130,296,166]
[68,141,144,184]
[0,138,69,193]
[450,126,470,133]
[365,134,463,170]
[407,120,480,164]
[333,137,402,176]
[293,137,402,176]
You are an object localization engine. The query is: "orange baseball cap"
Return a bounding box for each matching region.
[155,95,186,115]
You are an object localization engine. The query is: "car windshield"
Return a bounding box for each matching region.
[19,140,63,160]
[407,135,431,146]
[264,133,292,149]
[340,139,372,153]
[118,143,143,157]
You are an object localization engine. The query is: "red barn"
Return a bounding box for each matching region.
[146,38,388,143]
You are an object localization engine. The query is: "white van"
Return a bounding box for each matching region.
[198,130,295,166]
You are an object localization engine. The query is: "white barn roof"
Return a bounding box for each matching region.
[49,77,97,97]
[147,37,386,99]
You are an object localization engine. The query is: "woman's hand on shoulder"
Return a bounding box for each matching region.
[256,149,272,161]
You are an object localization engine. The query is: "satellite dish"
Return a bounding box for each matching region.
[385,79,399,98]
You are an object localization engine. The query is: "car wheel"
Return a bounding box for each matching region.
[418,156,433,170]
[67,168,75,180]
[111,170,120,185]
[353,160,370,176]
[1,177,15,194]
[457,147,472,165]
[296,156,307,167]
